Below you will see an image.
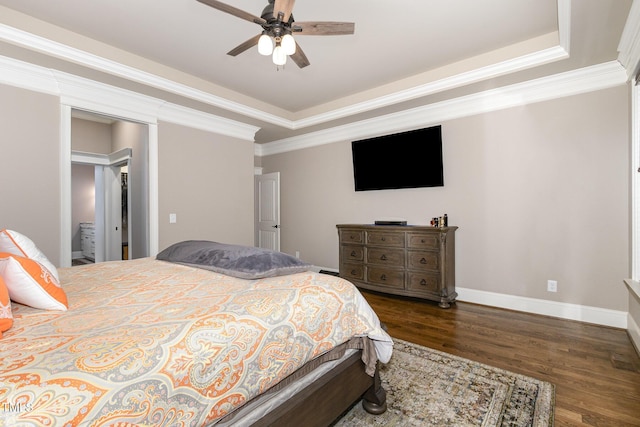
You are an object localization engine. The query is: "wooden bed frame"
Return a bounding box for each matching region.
[251,350,387,426]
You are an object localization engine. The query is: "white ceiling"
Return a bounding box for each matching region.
[0,0,632,144]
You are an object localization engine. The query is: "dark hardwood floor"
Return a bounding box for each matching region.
[361,290,640,427]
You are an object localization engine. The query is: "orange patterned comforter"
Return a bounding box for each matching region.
[0,258,392,426]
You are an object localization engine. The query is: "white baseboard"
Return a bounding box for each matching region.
[456,287,627,329]
[315,266,628,328]
[72,251,83,260]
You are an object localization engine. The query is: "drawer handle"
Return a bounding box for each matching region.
[420,258,427,264]
[381,274,387,281]
[420,279,427,286]
[351,250,357,257]
[421,239,426,243]
[380,254,387,261]
[381,237,386,241]
[351,269,357,275]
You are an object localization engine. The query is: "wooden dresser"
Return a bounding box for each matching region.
[337,224,457,308]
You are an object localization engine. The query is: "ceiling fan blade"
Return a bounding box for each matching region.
[274,0,295,22]
[294,21,355,35]
[290,42,310,68]
[227,34,261,56]
[197,0,266,25]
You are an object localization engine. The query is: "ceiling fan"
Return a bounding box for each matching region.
[196,0,355,68]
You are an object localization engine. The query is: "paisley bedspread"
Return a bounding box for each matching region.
[0,258,393,426]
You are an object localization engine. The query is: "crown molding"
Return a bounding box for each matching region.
[256,61,627,157]
[0,0,571,131]
[0,23,289,129]
[53,69,165,124]
[294,45,569,130]
[618,0,640,79]
[0,53,58,94]
[295,0,571,130]
[157,103,260,141]
[0,54,259,141]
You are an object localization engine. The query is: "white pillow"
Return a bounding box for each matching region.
[0,254,68,311]
[0,229,59,281]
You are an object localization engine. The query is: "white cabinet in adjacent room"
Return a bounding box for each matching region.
[80,222,95,261]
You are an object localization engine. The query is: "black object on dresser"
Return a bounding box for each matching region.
[337,224,457,308]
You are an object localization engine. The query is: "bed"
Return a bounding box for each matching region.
[0,236,393,426]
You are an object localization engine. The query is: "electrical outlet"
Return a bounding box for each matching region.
[169,213,177,224]
[547,280,557,292]
[295,251,300,259]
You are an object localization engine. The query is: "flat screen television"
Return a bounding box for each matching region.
[351,125,444,191]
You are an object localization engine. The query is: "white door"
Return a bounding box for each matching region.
[93,164,123,262]
[255,172,280,251]
[93,165,105,263]
[104,165,123,261]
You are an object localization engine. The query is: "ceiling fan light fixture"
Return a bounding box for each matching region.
[198,0,355,69]
[272,44,287,65]
[281,34,296,55]
[258,34,273,55]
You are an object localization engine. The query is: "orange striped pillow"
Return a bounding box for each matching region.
[0,253,68,311]
[0,276,12,337]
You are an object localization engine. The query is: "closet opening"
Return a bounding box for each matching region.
[70,109,150,265]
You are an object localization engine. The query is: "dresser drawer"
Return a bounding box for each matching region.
[82,229,95,238]
[368,267,404,289]
[408,233,439,250]
[342,245,364,262]
[340,230,364,244]
[367,247,404,266]
[407,272,440,293]
[407,251,440,271]
[366,231,405,247]
[341,263,364,281]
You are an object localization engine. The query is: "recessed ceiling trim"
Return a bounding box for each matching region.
[293,45,569,130]
[157,103,260,140]
[0,0,571,132]
[618,0,640,78]
[0,53,260,141]
[0,23,291,128]
[256,61,627,157]
[0,51,58,94]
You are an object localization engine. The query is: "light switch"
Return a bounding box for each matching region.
[169,213,177,224]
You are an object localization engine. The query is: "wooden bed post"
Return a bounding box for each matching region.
[362,361,387,415]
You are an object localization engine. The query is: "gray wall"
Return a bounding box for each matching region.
[261,85,630,312]
[157,121,255,251]
[0,85,61,263]
[0,78,631,314]
[0,84,256,268]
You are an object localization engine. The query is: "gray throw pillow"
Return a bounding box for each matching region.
[156,240,312,279]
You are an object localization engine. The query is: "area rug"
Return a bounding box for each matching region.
[334,339,555,426]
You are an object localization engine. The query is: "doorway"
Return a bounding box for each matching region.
[70,110,149,264]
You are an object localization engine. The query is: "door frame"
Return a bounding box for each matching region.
[60,105,159,267]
